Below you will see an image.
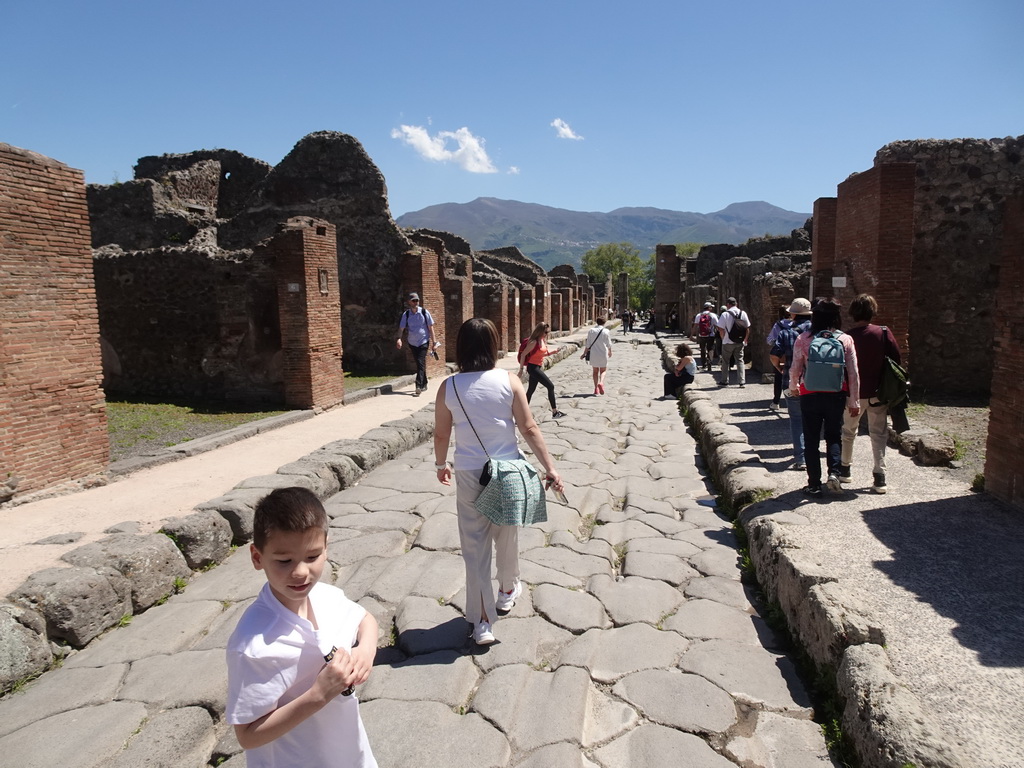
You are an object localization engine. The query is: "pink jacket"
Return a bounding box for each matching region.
[788,331,860,410]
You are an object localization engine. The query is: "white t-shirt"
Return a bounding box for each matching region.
[226,582,376,768]
[446,369,520,471]
[717,307,750,340]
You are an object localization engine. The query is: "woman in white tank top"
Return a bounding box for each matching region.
[432,318,565,646]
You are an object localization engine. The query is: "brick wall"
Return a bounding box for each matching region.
[985,195,1024,511]
[550,293,562,331]
[0,144,108,499]
[832,164,915,363]
[473,283,509,356]
[440,256,473,363]
[271,218,343,409]
[654,244,681,330]
[519,288,536,342]
[812,197,838,297]
[505,286,521,353]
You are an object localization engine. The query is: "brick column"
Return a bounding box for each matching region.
[812,197,838,299]
[654,244,680,330]
[0,144,108,499]
[272,218,343,409]
[400,246,446,378]
[985,195,1024,511]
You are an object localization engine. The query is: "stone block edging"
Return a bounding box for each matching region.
[678,383,964,768]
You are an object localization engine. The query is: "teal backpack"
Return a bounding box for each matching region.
[804,331,846,392]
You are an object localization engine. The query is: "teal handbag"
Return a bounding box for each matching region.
[451,379,548,527]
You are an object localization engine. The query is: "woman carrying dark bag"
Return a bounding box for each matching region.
[433,318,565,646]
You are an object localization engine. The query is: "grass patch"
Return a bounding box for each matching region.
[343,372,398,389]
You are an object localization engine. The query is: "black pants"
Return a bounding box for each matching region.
[801,391,846,486]
[697,337,715,369]
[664,370,694,397]
[526,364,556,410]
[773,371,783,404]
[411,343,429,390]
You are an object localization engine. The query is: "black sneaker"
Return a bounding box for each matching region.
[552,410,567,418]
[838,465,852,483]
[802,484,823,497]
[872,472,887,494]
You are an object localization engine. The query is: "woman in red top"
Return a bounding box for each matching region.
[518,323,566,419]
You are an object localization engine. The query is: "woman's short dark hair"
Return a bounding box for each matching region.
[456,318,499,372]
[595,317,607,326]
[676,342,692,357]
[848,294,878,323]
[810,299,842,333]
[253,487,328,550]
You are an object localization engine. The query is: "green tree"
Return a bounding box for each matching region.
[582,242,652,310]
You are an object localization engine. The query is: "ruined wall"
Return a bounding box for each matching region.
[134,149,271,219]
[473,282,512,355]
[654,244,681,330]
[94,246,282,402]
[0,144,108,500]
[985,195,1024,511]
[269,218,344,409]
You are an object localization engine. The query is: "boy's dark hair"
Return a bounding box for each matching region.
[253,487,329,550]
[848,294,878,323]
[456,318,499,372]
[810,299,842,334]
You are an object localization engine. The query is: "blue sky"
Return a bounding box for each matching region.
[3,0,1021,218]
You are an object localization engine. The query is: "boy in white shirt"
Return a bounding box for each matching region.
[226,487,378,768]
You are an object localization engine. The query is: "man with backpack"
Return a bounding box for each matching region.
[770,298,813,469]
[395,292,437,396]
[838,294,902,494]
[716,297,750,387]
[787,299,860,497]
[690,302,719,372]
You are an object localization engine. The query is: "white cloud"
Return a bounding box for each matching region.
[508,166,521,175]
[551,118,583,140]
[390,124,498,174]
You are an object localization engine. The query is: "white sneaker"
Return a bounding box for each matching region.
[769,402,780,410]
[473,621,495,645]
[496,579,522,612]
[826,474,842,493]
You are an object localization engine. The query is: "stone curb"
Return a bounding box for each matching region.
[675,366,965,768]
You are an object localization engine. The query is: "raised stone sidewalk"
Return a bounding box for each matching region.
[0,331,835,767]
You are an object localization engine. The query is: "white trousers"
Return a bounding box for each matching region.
[841,398,889,474]
[454,469,520,625]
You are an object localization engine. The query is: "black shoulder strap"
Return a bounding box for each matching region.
[450,378,490,458]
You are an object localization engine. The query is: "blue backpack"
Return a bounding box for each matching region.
[804,331,846,392]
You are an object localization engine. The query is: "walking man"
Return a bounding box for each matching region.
[690,302,719,371]
[717,297,750,387]
[396,292,436,396]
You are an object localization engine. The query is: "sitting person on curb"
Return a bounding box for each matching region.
[663,342,697,399]
[787,299,860,497]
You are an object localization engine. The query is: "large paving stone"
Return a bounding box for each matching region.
[471,616,574,673]
[327,530,409,568]
[634,513,693,536]
[0,663,127,738]
[173,547,262,603]
[513,742,601,768]
[531,584,611,633]
[674,526,739,550]
[679,639,814,713]
[0,700,147,768]
[413,511,460,551]
[681,508,732,529]
[332,556,392,602]
[556,623,689,683]
[63,600,225,668]
[593,722,737,768]
[365,548,464,604]
[358,469,444,495]
[532,504,585,536]
[589,519,663,546]
[521,546,612,581]
[395,596,468,655]
[684,575,754,610]
[362,699,510,768]
[330,483,395,506]
[726,710,834,767]
[118,648,227,712]
[359,649,479,708]
[104,705,216,768]
[628,537,701,558]
[518,559,584,589]
[472,664,635,752]
[664,598,768,645]
[622,493,678,518]
[588,574,684,626]
[0,601,51,690]
[625,475,707,502]
[548,531,616,563]
[330,509,423,534]
[622,550,701,587]
[613,668,738,734]
[190,599,252,651]
[689,547,742,579]
[364,492,441,514]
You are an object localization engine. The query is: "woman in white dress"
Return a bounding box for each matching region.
[582,317,613,395]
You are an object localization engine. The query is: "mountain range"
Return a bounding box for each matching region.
[395,198,811,270]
